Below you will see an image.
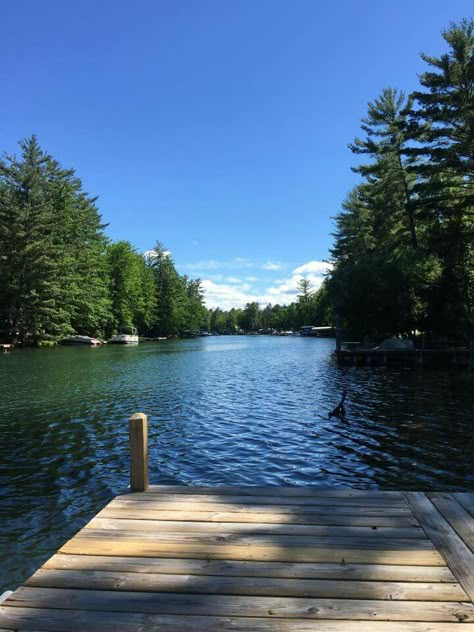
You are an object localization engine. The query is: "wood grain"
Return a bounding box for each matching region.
[26,569,467,601]
[43,554,458,582]
[6,587,474,621]
[4,485,474,631]
[404,492,474,602]
[2,608,474,632]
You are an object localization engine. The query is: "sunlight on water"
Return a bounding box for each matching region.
[0,336,473,589]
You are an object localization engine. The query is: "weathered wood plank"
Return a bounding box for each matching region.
[2,608,474,632]
[65,528,437,550]
[404,492,474,602]
[26,569,467,601]
[44,554,458,582]
[7,486,474,632]
[6,587,474,621]
[146,485,405,499]
[453,493,474,521]
[99,505,420,526]
[108,497,413,516]
[118,492,408,508]
[61,535,445,565]
[429,493,474,555]
[88,516,426,538]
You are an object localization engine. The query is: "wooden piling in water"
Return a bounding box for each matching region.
[129,412,148,492]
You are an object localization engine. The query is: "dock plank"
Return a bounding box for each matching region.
[146,485,405,499]
[453,493,474,520]
[61,532,445,565]
[78,527,435,550]
[43,554,459,582]
[404,492,474,602]
[26,568,467,601]
[3,485,474,631]
[117,491,409,507]
[2,609,474,632]
[88,516,426,538]
[6,587,474,621]
[98,505,420,526]
[108,497,413,515]
[429,493,474,555]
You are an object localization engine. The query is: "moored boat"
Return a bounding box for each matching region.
[60,335,101,346]
[110,326,139,344]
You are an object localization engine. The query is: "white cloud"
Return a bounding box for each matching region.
[201,280,259,310]
[262,261,283,270]
[204,273,224,281]
[144,249,171,260]
[293,260,332,275]
[199,259,331,309]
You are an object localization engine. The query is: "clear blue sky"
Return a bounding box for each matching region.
[1,1,472,307]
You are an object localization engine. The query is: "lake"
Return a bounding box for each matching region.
[1,335,474,590]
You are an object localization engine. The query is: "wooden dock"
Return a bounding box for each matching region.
[336,347,470,367]
[2,415,474,630]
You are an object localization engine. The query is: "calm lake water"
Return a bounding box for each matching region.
[1,335,474,590]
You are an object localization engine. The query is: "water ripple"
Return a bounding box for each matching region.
[1,336,474,590]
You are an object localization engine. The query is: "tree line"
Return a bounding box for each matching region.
[0,137,207,344]
[211,19,474,343]
[2,19,471,344]
[208,279,331,334]
[326,18,474,343]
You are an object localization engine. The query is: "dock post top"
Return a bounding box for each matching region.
[129,412,148,492]
[129,412,147,422]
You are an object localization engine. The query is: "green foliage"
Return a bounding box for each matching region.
[0,137,206,343]
[206,284,332,334]
[0,136,110,342]
[107,241,156,333]
[329,18,474,341]
[147,243,207,337]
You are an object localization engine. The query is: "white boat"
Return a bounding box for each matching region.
[110,327,139,344]
[60,335,101,346]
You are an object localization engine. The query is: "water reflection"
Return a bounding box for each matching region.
[0,336,473,589]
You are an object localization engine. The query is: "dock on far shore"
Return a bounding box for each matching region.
[336,346,471,367]
[2,413,474,630]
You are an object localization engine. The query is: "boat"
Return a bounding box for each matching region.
[300,326,319,337]
[181,330,199,338]
[60,335,101,346]
[110,326,139,344]
[300,325,335,338]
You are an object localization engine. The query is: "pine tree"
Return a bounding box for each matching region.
[0,137,71,342]
[107,241,156,334]
[407,19,474,334]
[350,88,418,248]
[0,136,112,342]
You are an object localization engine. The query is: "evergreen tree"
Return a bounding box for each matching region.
[107,241,156,334]
[406,19,474,335]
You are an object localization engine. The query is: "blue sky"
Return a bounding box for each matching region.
[1,1,472,308]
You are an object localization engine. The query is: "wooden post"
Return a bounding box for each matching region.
[129,412,148,492]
